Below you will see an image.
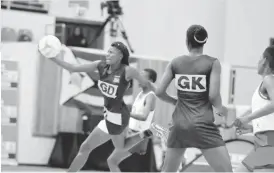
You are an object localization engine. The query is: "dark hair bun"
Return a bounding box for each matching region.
[194,27,208,44]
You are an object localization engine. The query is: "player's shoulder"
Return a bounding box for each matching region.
[145,91,156,105]
[168,55,186,68]
[171,55,187,62]
[200,55,219,64]
[97,60,106,67]
[125,65,137,75]
[125,65,134,70]
[171,54,216,63]
[201,55,219,69]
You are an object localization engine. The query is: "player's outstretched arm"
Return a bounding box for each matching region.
[48,47,101,73]
[51,56,100,73]
[52,58,100,73]
[155,62,177,106]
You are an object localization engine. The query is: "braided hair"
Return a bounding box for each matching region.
[111,41,130,65]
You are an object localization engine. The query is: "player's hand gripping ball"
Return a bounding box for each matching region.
[38,35,62,58]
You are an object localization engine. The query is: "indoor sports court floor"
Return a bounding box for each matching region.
[2,165,65,172]
[1,164,214,172]
[1,165,107,172]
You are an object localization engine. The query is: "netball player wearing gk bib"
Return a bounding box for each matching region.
[105,69,157,171]
[234,46,274,172]
[47,42,154,172]
[156,25,232,172]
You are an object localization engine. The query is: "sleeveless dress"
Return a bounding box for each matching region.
[242,77,274,171]
[128,91,155,154]
[167,55,225,149]
[129,91,155,132]
[97,61,130,135]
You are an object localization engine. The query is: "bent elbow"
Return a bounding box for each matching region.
[155,87,164,97]
[155,89,162,97]
[209,92,219,102]
[208,95,214,102]
[141,116,147,121]
[209,93,222,106]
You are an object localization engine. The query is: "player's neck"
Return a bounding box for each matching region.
[189,48,203,56]
[142,86,150,94]
[109,62,121,72]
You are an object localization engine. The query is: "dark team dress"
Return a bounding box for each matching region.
[97,61,130,135]
[167,55,225,149]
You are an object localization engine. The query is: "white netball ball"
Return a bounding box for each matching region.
[38,35,62,58]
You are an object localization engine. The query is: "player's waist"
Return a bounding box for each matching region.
[177,92,209,98]
[104,107,125,125]
[129,118,151,131]
[252,114,274,127]
[104,97,126,104]
[253,122,274,133]
[175,100,212,111]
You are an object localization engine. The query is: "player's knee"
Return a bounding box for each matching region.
[234,163,249,172]
[79,141,94,154]
[107,155,121,166]
[216,161,233,172]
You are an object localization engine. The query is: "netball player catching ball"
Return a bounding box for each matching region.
[156,25,233,172]
[234,45,274,172]
[45,41,155,172]
[105,68,158,171]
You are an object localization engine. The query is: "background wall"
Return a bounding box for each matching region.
[224,0,274,105]
[28,0,274,64]
[1,10,56,43]
[2,0,274,166]
[1,43,56,165]
[49,0,103,22]
[48,0,227,60]
[121,0,226,60]
[1,11,56,164]
[224,0,274,67]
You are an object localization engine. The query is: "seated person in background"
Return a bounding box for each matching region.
[18,34,32,42]
[67,27,88,48]
[18,29,33,42]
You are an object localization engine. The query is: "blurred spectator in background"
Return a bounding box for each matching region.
[18,34,32,42]
[1,27,17,42]
[18,29,33,42]
[67,27,88,47]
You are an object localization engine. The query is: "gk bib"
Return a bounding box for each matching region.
[175,74,207,92]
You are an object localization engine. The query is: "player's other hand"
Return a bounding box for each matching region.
[235,123,253,135]
[215,106,228,117]
[233,116,251,128]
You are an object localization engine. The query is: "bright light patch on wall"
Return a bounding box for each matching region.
[69,0,89,8]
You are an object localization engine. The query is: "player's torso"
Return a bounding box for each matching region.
[171,55,216,126]
[252,80,274,133]
[97,61,129,113]
[129,91,155,131]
